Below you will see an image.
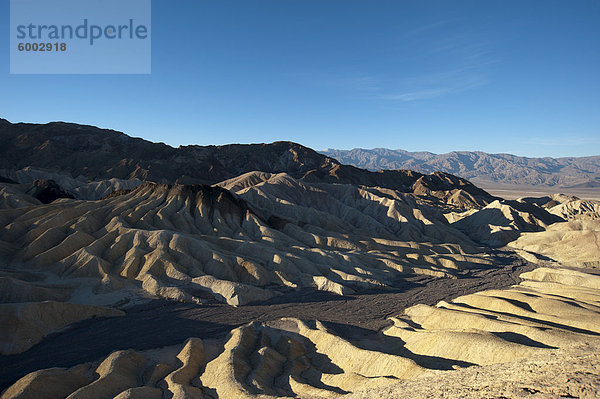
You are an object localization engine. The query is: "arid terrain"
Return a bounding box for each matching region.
[476,182,600,202]
[1,120,599,398]
[321,147,600,189]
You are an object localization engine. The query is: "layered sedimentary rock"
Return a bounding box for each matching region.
[448,199,563,246]
[1,119,599,398]
[510,220,600,267]
[548,198,600,220]
[1,167,142,201]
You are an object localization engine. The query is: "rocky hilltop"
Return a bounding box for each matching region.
[0,120,492,204]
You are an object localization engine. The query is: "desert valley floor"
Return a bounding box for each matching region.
[1,120,600,398]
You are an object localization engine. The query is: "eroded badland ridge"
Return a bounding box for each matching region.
[1,119,599,398]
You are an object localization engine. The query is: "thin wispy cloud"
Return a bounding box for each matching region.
[380,72,488,103]
[381,19,497,103]
[335,75,382,92]
[322,19,497,104]
[337,23,496,103]
[401,19,457,39]
[380,88,450,102]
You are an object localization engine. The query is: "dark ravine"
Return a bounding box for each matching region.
[0,251,533,392]
[24,179,74,204]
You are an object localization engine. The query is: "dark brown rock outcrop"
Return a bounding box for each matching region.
[0,120,495,207]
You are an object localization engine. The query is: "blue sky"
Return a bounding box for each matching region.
[1,0,599,157]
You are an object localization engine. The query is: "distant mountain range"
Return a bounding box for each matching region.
[321,148,600,188]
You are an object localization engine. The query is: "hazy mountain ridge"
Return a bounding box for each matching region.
[321,148,600,187]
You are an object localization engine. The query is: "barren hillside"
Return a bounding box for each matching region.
[1,121,600,398]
